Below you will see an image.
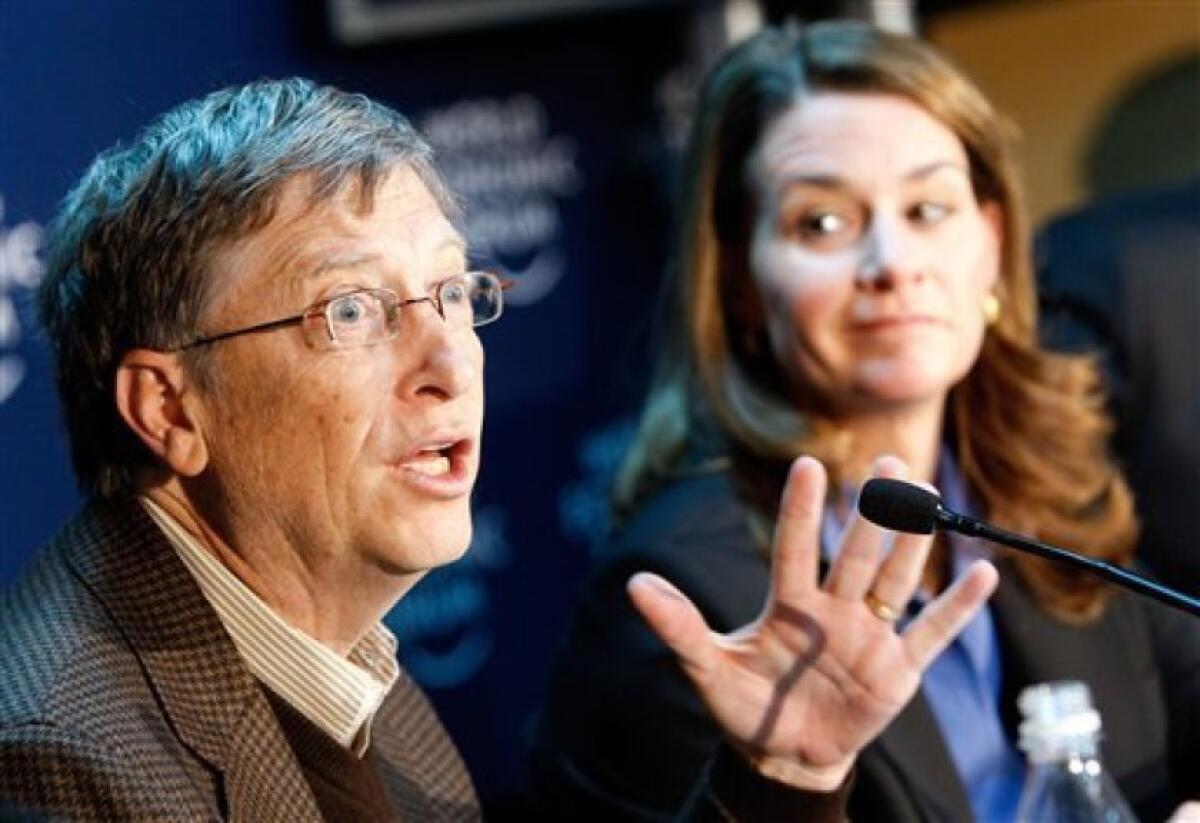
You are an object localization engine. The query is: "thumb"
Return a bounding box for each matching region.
[627,573,719,683]
[1168,802,1200,822]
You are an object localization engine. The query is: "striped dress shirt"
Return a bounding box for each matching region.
[141,497,399,756]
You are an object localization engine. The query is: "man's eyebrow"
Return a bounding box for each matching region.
[289,221,470,276]
[305,252,381,279]
[293,235,470,288]
[276,251,378,305]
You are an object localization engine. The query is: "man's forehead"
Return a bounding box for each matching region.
[240,167,460,253]
[275,165,451,227]
[201,166,464,315]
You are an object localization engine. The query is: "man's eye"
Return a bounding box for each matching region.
[330,294,370,324]
[441,280,468,305]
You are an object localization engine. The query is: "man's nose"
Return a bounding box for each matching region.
[395,305,478,402]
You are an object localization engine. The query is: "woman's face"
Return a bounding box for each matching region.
[746,92,1002,417]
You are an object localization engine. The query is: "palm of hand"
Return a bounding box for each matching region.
[629,456,997,789]
[705,591,920,769]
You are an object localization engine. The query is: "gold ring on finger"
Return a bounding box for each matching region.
[864,590,902,623]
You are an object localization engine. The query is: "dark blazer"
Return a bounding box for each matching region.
[533,472,1200,822]
[1037,179,1200,595]
[0,498,479,821]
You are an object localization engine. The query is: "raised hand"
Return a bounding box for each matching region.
[627,455,998,790]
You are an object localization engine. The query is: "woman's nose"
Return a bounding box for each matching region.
[857,219,925,291]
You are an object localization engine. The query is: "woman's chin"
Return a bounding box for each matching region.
[849,374,958,411]
[852,357,973,405]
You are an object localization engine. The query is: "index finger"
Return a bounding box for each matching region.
[768,456,827,602]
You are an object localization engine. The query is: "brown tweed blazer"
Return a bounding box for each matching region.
[0,498,480,822]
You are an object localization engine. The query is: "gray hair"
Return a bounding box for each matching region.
[38,77,454,498]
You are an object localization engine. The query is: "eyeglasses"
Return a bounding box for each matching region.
[172,271,510,351]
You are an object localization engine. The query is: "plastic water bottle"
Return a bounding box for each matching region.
[1015,680,1137,822]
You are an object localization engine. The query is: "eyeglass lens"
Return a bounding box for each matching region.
[323,272,502,348]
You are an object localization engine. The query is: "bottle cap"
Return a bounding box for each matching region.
[1017,680,1101,756]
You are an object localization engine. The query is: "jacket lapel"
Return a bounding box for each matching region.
[368,673,479,821]
[62,498,322,822]
[988,561,1166,788]
[867,688,975,822]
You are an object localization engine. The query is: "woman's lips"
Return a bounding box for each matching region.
[852,314,943,333]
[391,439,476,499]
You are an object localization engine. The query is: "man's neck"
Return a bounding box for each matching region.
[141,480,418,655]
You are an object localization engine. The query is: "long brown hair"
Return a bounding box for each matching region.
[616,21,1135,620]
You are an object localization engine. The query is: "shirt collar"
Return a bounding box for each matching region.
[140,496,399,756]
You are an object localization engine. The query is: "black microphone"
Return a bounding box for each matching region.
[858,478,1200,619]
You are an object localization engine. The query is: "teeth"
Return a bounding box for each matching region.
[410,460,451,479]
[404,455,450,477]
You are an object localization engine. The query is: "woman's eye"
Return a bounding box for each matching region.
[802,211,847,236]
[911,201,953,224]
[786,208,860,249]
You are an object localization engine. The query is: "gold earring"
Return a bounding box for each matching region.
[982,292,1001,326]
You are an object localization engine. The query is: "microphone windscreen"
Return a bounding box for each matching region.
[857,478,940,534]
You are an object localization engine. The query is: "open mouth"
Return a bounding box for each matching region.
[403,443,457,477]
[393,438,475,497]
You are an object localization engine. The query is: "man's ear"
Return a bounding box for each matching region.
[114,349,209,478]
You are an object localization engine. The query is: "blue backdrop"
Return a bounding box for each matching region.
[0,0,704,798]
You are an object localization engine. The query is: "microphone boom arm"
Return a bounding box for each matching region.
[934,504,1200,618]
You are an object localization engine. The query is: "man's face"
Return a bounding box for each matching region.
[189,166,483,584]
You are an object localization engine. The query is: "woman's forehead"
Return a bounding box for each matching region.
[753,92,967,188]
